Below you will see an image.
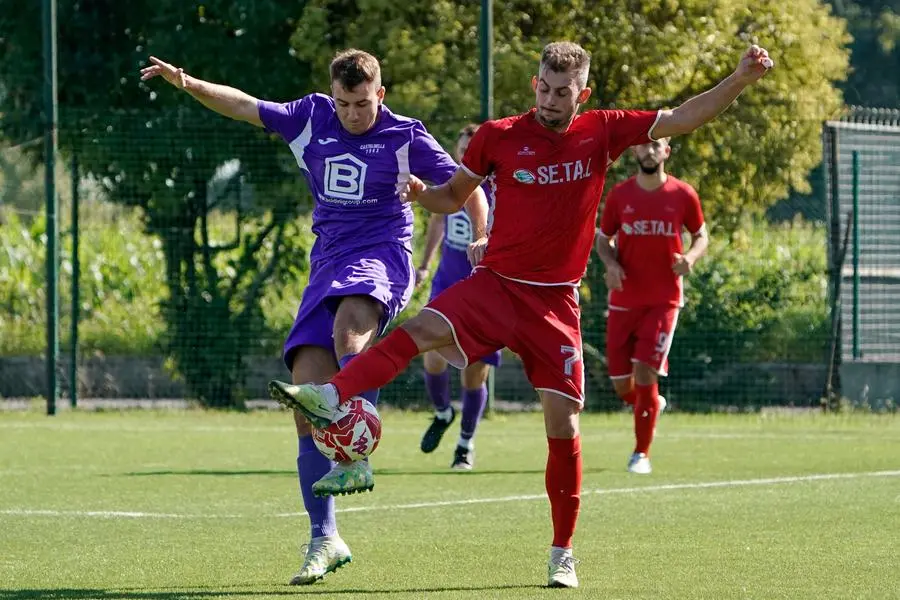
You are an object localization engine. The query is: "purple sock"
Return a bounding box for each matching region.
[460,385,488,441]
[297,435,337,538]
[424,369,452,411]
[339,353,379,406]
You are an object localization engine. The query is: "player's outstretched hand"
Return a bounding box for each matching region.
[604,262,626,291]
[672,253,694,276]
[140,57,187,90]
[735,45,773,83]
[467,236,488,267]
[398,175,427,204]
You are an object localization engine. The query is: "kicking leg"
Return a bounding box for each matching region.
[270,310,455,496]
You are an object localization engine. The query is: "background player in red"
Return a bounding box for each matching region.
[597,137,708,475]
[268,41,774,588]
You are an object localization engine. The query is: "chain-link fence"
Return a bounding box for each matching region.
[2,107,897,411]
[823,107,900,410]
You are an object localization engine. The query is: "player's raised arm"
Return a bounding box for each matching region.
[651,45,773,139]
[140,56,263,127]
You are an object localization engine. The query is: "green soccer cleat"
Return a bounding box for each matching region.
[547,547,580,588]
[289,535,352,585]
[268,380,336,429]
[312,460,375,497]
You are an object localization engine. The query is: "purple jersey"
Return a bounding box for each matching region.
[258,94,458,259]
[432,181,495,287]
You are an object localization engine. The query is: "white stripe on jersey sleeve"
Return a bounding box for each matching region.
[647,110,664,142]
[287,119,313,173]
[395,141,411,188]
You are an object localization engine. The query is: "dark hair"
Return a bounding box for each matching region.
[330,49,381,89]
[540,42,591,87]
[458,123,480,139]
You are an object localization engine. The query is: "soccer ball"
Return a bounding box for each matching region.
[312,397,382,462]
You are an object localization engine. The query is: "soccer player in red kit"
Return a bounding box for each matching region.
[597,137,708,475]
[269,41,773,587]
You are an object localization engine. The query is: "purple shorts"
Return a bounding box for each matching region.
[428,265,503,369]
[283,243,415,369]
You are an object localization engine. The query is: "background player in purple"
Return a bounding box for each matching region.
[415,123,501,470]
[140,50,487,585]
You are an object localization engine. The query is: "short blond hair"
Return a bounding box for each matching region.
[540,42,590,88]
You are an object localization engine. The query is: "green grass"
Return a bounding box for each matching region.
[0,410,898,599]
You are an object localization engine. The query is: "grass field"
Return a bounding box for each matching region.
[1,409,898,599]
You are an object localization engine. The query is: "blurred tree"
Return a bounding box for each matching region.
[829,0,900,106]
[0,1,314,406]
[292,0,850,228]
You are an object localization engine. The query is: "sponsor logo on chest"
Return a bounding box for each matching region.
[621,220,677,236]
[513,158,593,185]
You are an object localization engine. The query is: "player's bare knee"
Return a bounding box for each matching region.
[401,311,454,350]
[333,296,383,354]
[540,391,581,438]
[423,350,449,374]
[462,362,490,389]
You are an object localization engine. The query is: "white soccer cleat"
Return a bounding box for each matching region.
[627,452,652,474]
[289,535,352,585]
[547,546,579,588]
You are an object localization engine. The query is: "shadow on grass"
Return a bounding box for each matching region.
[120,467,605,477]
[0,583,545,599]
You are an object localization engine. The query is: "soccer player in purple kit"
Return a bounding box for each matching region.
[415,123,500,470]
[140,50,487,585]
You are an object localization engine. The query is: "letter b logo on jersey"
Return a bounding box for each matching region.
[445,212,473,250]
[324,153,368,200]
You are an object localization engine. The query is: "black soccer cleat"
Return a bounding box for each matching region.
[451,445,474,471]
[420,406,456,453]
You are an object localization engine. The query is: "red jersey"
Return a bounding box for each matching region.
[461,108,660,285]
[599,175,705,308]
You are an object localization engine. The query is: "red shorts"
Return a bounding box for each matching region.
[425,268,584,405]
[606,305,680,378]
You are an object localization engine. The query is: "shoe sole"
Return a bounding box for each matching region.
[451,463,473,471]
[313,483,374,498]
[268,381,331,429]
[289,555,353,585]
[547,580,578,588]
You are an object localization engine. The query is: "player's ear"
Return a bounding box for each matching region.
[531,75,538,92]
[376,86,386,103]
[577,87,592,104]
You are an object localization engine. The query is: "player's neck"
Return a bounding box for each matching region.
[636,170,667,191]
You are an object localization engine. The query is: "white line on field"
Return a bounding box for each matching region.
[1,469,898,520]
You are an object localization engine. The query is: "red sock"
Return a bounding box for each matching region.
[621,388,637,406]
[546,436,582,548]
[330,328,420,403]
[633,383,660,454]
